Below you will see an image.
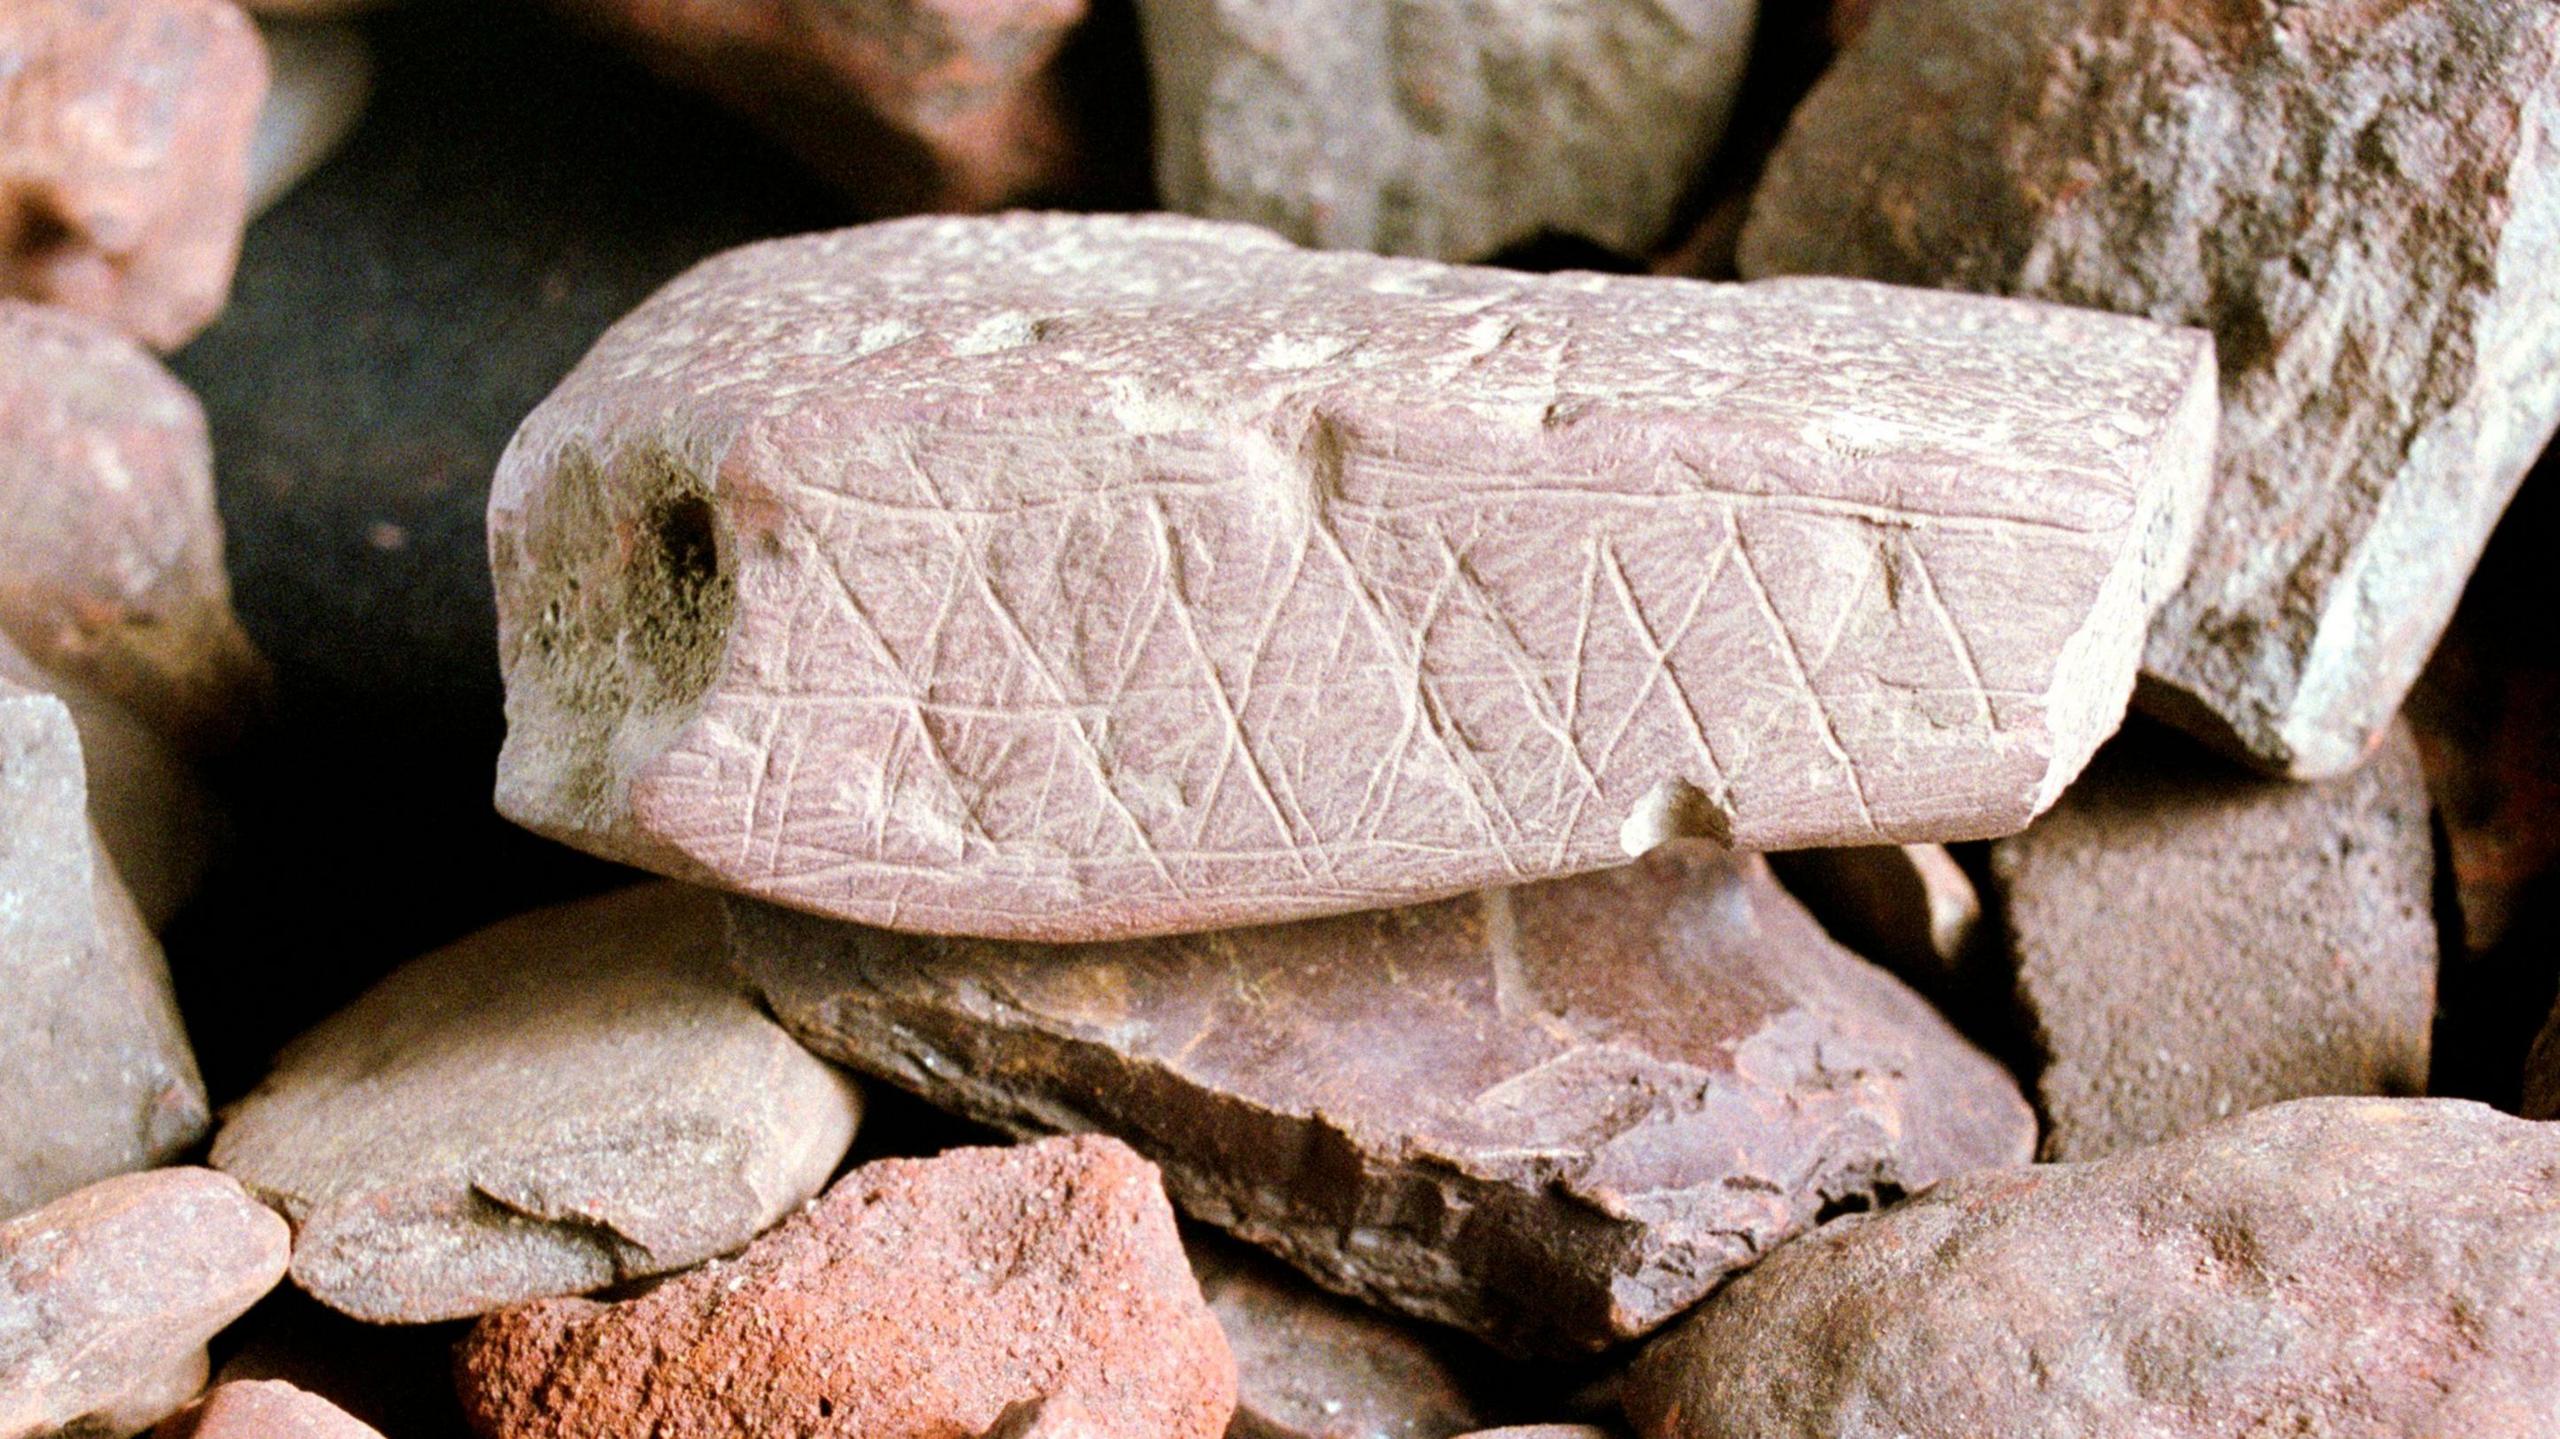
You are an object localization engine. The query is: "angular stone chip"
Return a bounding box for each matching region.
[733,844,2036,1354]
[493,212,2216,942]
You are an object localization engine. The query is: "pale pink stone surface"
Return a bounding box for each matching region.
[492,212,2216,942]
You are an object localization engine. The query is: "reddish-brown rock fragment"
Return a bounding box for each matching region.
[1769,843,1979,986]
[0,1168,290,1439]
[1193,1234,1505,1439]
[1627,1099,2560,1438]
[0,300,268,752]
[0,0,268,350]
[1458,1429,1619,1439]
[547,0,1097,212]
[493,211,2216,942]
[983,1396,1109,1439]
[732,844,2036,1355]
[0,657,208,1218]
[211,884,862,1323]
[1988,722,2436,1160]
[154,1381,384,1439]
[454,1135,1235,1439]
[1740,0,2560,778]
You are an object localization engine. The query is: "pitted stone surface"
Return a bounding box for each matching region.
[454,1136,1236,1439]
[211,883,862,1324]
[1626,1099,2560,1439]
[550,0,1096,211]
[0,300,267,753]
[0,0,267,349]
[733,844,2036,1355]
[0,1168,290,1439]
[1990,722,2437,1160]
[1137,0,1756,261]
[0,655,207,1219]
[493,212,2217,942]
[1740,0,2560,778]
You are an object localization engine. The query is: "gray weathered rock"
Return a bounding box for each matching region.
[0,656,208,1219]
[1738,0,2560,778]
[0,1168,290,1439]
[733,843,2036,1354]
[494,211,2216,942]
[1137,0,1756,261]
[210,883,861,1323]
[1626,1098,2560,1438]
[1990,722,2436,1160]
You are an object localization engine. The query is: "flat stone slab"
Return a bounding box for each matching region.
[155,1381,384,1439]
[0,0,267,349]
[1137,0,1754,261]
[733,843,2036,1354]
[0,300,267,753]
[493,211,2217,942]
[1627,1098,2560,1438]
[0,657,207,1218]
[211,882,861,1323]
[455,1136,1236,1439]
[1740,0,2560,778]
[1989,722,2436,1160]
[0,1168,290,1439]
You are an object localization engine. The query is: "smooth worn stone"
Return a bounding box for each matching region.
[248,21,371,217]
[210,883,861,1324]
[0,659,208,1219]
[213,1291,474,1439]
[494,211,2217,943]
[1193,1234,1504,1439]
[548,0,1106,212]
[1988,722,2436,1161]
[455,1135,1237,1439]
[734,843,2037,1354]
[153,1381,384,1439]
[0,300,267,753]
[0,1168,290,1439]
[1768,843,1979,986]
[1457,1430,1619,1439]
[0,0,267,350]
[1740,0,2560,779]
[1138,0,1755,261]
[1629,1098,2560,1438]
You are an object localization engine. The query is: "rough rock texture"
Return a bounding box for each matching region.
[985,1397,1109,1438]
[454,1136,1237,1439]
[1628,1098,2560,1438]
[1739,0,2560,778]
[154,1381,384,1439]
[0,0,268,350]
[1138,0,1755,261]
[248,20,371,217]
[735,843,2037,1354]
[549,0,1107,212]
[0,299,267,753]
[1769,843,1978,985]
[494,211,2217,942]
[0,1168,290,1439]
[0,660,208,1219]
[1989,722,2436,1161]
[211,883,861,1324]
[1193,1235,1504,1439]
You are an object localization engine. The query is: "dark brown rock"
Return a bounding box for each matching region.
[0,300,267,753]
[1193,1234,1505,1439]
[1739,0,2560,779]
[1768,843,1979,986]
[0,1168,290,1439]
[0,654,207,1218]
[1627,1098,2560,1438]
[2526,1003,2560,1119]
[153,1381,383,1439]
[733,844,2036,1355]
[211,884,861,1323]
[0,0,267,349]
[454,1135,1236,1439]
[1988,721,2436,1160]
[493,211,2217,942]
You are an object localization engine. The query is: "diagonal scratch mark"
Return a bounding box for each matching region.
[1432,523,1602,801]
[1729,517,1879,837]
[1591,537,1731,794]
[819,555,999,855]
[1902,534,1997,730]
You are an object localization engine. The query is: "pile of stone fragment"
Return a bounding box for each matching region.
[6,0,2559,1434]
